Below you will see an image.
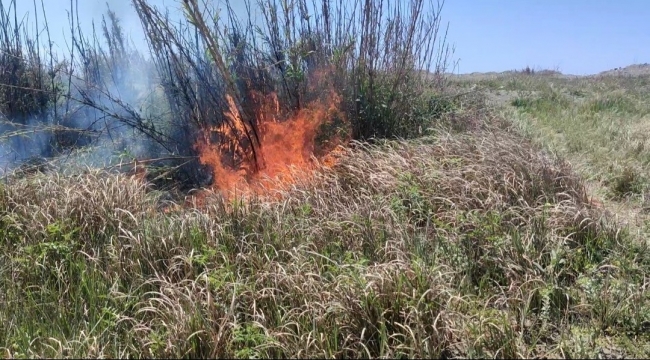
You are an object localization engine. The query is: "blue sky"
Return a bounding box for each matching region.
[442,0,650,75]
[4,0,649,75]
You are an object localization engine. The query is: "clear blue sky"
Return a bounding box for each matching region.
[4,0,650,75]
[443,0,650,75]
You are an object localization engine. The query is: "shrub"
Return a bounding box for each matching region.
[0,2,55,121]
[130,0,453,184]
[607,165,647,199]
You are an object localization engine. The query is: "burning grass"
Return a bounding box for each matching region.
[2,123,649,358]
[194,87,349,199]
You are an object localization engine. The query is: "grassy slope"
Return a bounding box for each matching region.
[457,71,650,237]
[1,76,650,358]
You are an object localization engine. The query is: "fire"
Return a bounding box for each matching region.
[193,85,348,201]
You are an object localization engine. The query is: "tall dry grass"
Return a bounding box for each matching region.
[2,121,647,358]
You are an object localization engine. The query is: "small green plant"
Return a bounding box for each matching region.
[232,324,268,359]
[607,166,647,199]
[586,96,636,114]
[511,97,535,108]
[569,89,586,97]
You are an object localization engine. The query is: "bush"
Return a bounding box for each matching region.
[131,0,452,184]
[2,0,454,187]
[0,2,54,121]
[607,165,647,199]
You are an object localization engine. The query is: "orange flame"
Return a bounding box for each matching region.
[193,83,348,201]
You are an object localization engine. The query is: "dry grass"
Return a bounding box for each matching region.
[2,121,648,358]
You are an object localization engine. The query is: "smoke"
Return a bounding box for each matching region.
[0,65,168,178]
[53,52,174,174]
[1,0,338,187]
[0,118,53,175]
[0,1,174,179]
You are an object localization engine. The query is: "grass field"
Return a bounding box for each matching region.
[2,66,650,358]
[458,67,650,238]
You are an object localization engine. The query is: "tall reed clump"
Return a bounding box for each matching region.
[0,1,163,175]
[62,4,173,155]
[0,1,55,122]
[0,0,64,169]
[132,0,453,184]
[0,0,89,160]
[132,0,265,184]
[251,0,454,139]
[2,0,454,185]
[252,0,457,138]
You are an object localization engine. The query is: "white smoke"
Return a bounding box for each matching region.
[0,0,257,178]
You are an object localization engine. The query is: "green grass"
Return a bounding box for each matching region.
[480,74,650,200]
[451,73,650,245]
[2,119,650,357]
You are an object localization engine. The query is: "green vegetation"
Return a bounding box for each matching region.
[459,72,650,236]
